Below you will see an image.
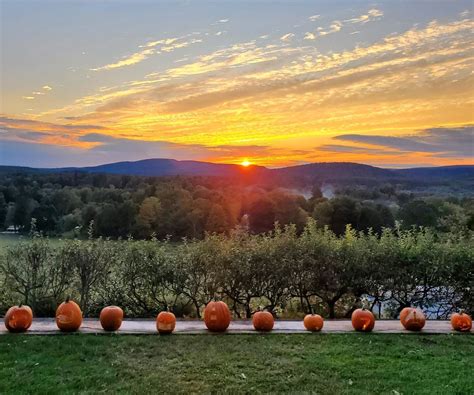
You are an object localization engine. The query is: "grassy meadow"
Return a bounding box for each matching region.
[0,234,23,248]
[1,334,473,394]
[0,233,65,248]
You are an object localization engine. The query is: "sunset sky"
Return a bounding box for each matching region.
[1,0,473,168]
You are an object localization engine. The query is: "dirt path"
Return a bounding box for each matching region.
[1,318,468,334]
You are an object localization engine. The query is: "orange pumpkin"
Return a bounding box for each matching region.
[252,311,274,332]
[56,298,83,332]
[399,307,412,324]
[451,311,472,332]
[100,306,124,331]
[351,308,375,332]
[204,301,231,332]
[303,314,324,332]
[400,307,425,331]
[156,311,176,334]
[4,304,33,333]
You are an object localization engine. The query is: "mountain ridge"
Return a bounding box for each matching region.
[0,159,473,181]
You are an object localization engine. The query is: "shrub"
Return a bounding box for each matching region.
[1,222,471,319]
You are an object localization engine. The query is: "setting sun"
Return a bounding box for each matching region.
[241,160,251,167]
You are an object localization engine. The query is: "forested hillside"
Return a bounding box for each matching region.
[1,170,473,239]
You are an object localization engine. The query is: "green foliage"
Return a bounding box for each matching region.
[0,220,70,315]
[0,171,472,239]
[1,221,472,318]
[312,197,395,235]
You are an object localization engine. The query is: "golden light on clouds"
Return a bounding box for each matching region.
[1,3,473,168]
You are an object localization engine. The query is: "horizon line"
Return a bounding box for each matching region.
[1,158,473,171]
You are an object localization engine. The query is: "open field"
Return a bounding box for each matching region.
[0,234,66,249]
[1,334,473,394]
[0,234,24,248]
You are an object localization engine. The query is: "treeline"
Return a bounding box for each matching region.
[1,172,473,239]
[1,221,472,319]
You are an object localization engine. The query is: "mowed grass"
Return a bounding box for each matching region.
[0,334,472,394]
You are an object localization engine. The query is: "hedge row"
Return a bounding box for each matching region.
[1,220,472,319]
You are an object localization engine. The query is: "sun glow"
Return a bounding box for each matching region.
[241,159,251,167]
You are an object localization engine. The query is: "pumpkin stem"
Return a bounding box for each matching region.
[65,296,70,303]
[19,303,22,308]
[459,309,464,315]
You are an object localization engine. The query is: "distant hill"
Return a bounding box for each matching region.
[59,158,268,177]
[0,159,473,183]
[396,165,474,179]
[0,165,45,174]
[270,162,397,181]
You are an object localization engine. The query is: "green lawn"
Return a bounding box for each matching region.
[0,334,472,394]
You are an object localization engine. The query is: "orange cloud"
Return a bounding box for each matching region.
[5,15,473,168]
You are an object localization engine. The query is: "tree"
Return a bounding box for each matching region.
[61,234,113,315]
[398,200,439,228]
[31,204,58,234]
[4,203,15,230]
[313,197,359,235]
[51,189,82,216]
[138,197,162,235]
[0,192,7,229]
[81,204,98,235]
[13,197,38,231]
[247,198,276,234]
[0,222,70,315]
[356,203,394,234]
[271,191,308,231]
[205,203,229,234]
[155,186,194,238]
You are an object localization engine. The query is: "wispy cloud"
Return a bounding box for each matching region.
[2,119,472,168]
[91,36,203,71]
[305,8,383,40]
[140,38,179,48]
[304,20,342,40]
[0,115,108,147]
[211,18,229,26]
[308,15,320,21]
[318,21,343,36]
[344,8,383,25]
[24,15,474,168]
[280,33,295,42]
[22,85,53,101]
[91,48,156,71]
[161,38,202,52]
[333,126,474,158]
[319,144,401,156]
[0,119,306,167]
